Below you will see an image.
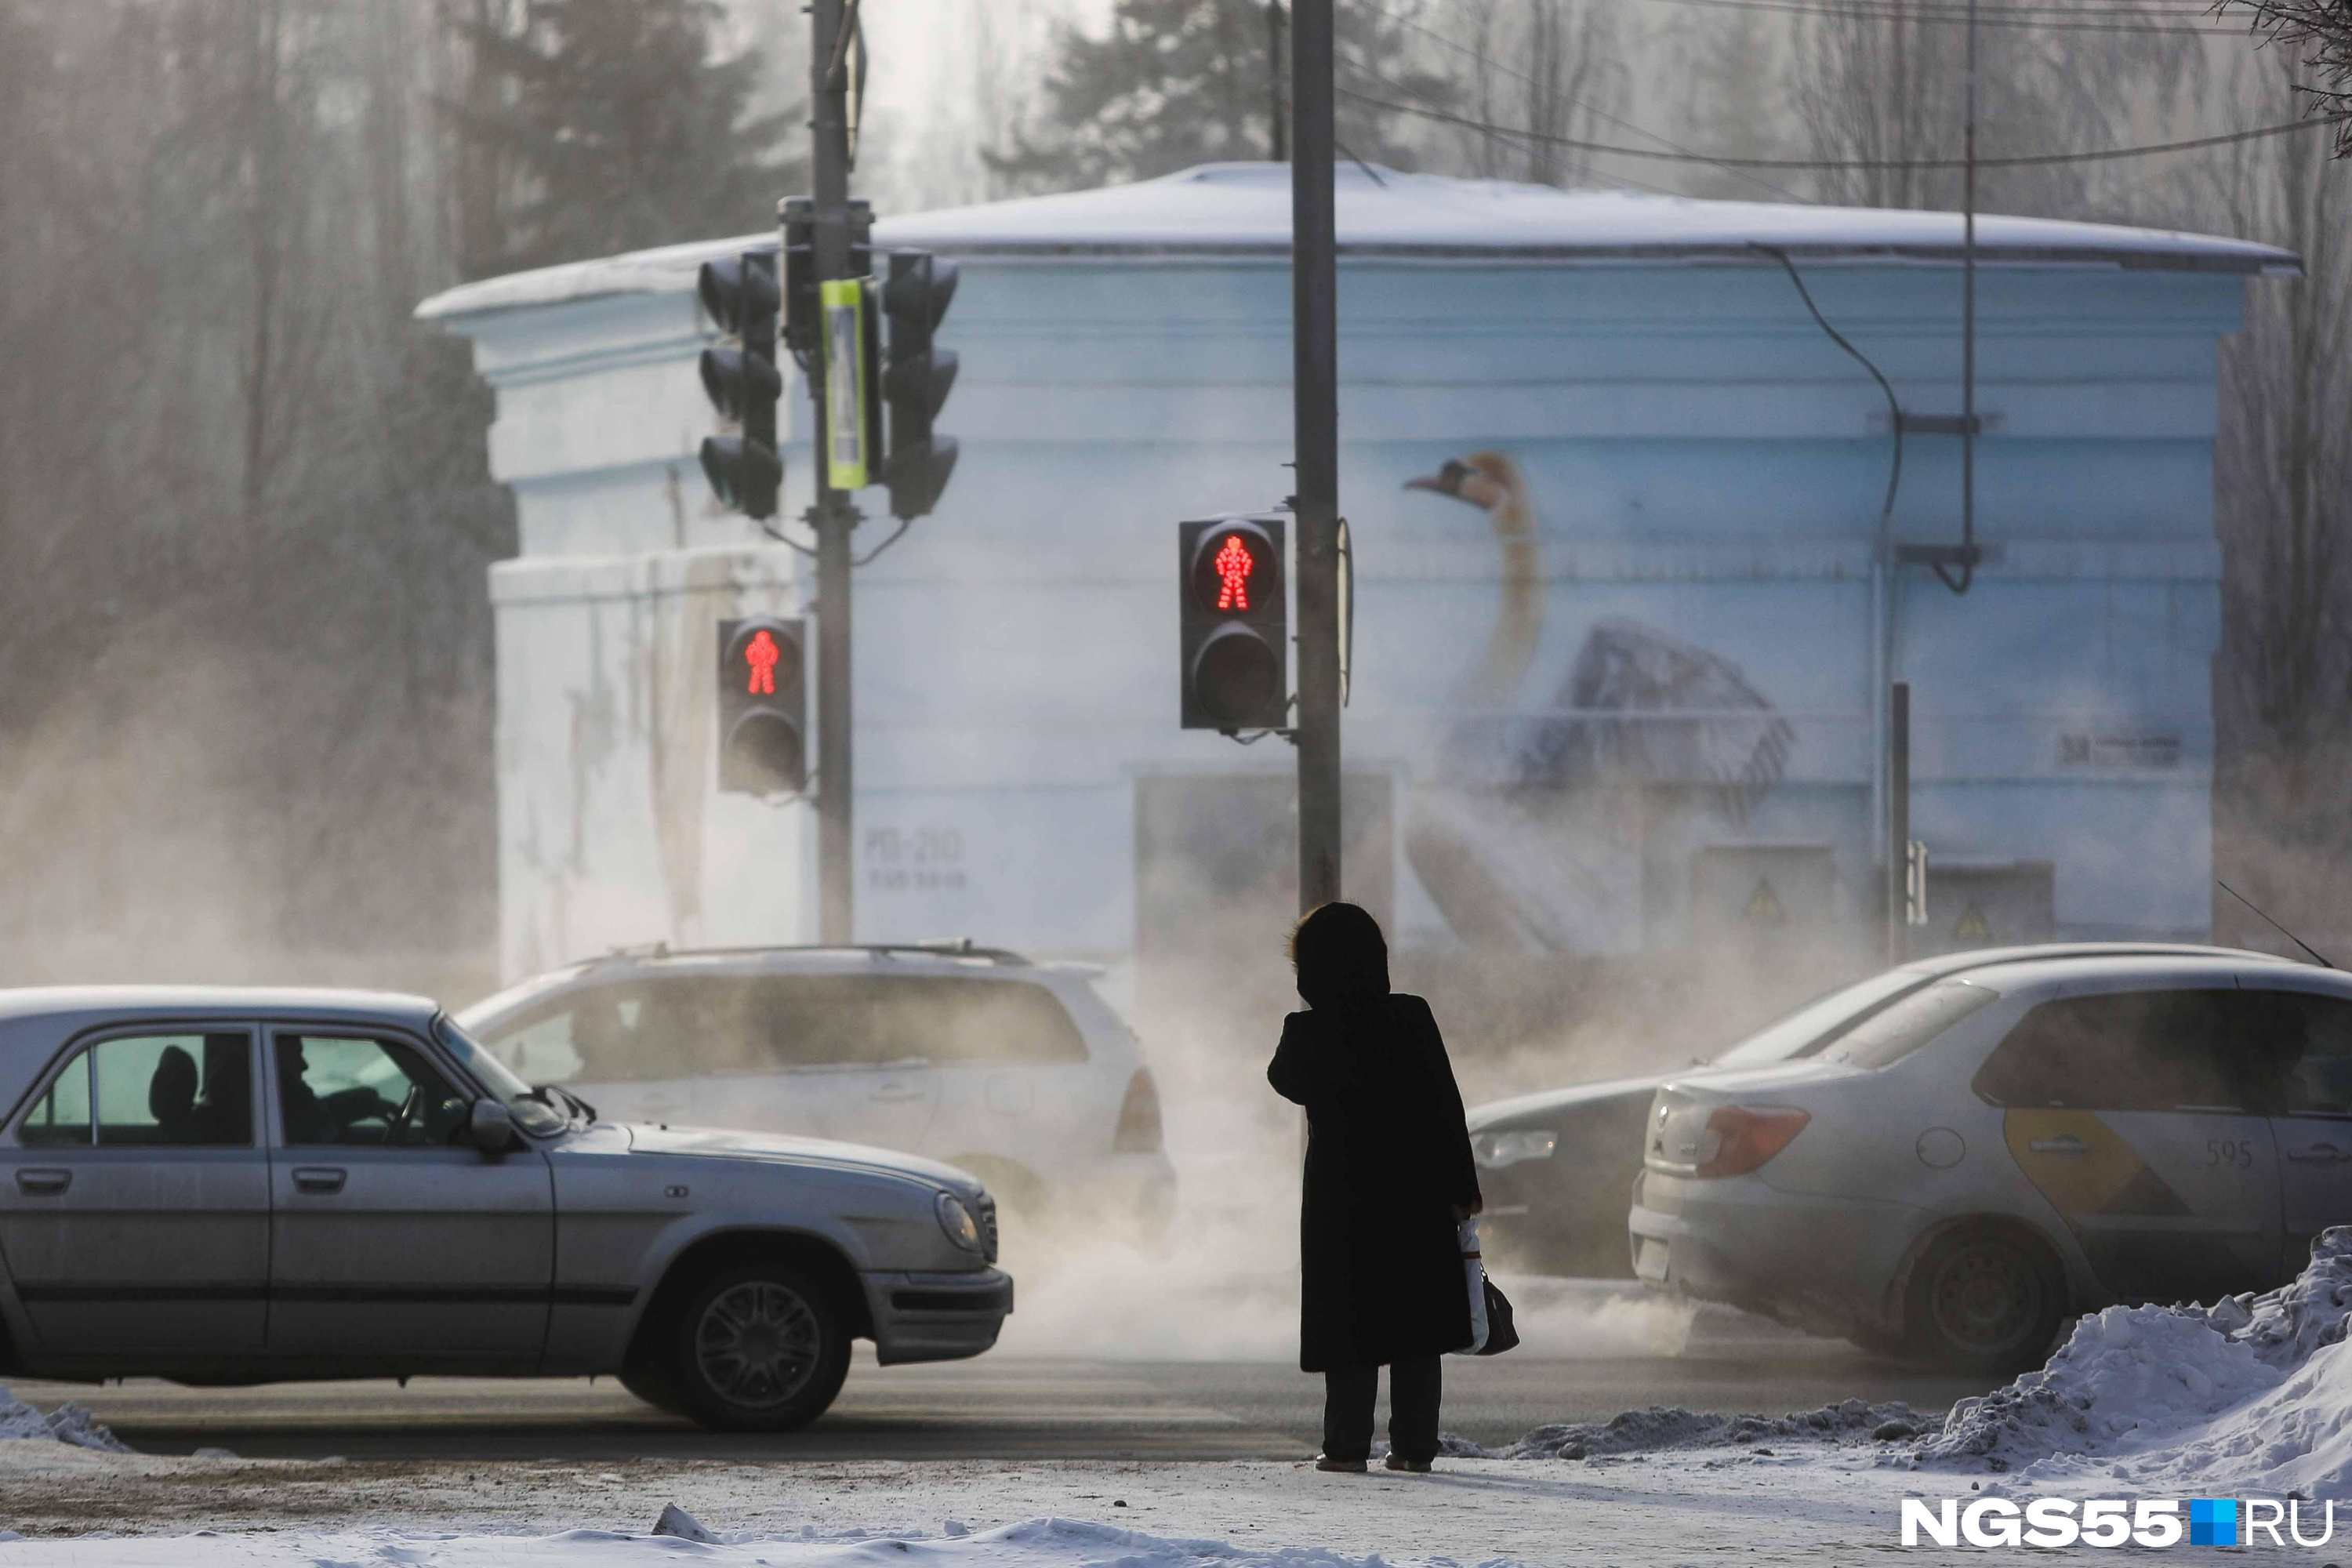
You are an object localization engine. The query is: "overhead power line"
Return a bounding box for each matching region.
[1356,0,1815,203]
[1339,85,2348,169]
[1641,0,2243,35]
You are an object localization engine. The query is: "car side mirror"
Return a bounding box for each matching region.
[469,1097,517,1155]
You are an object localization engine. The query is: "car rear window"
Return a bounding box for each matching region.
[473,973,1090,1083]
[1830,980,1998,1069]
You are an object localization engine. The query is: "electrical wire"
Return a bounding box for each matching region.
[1356,0,1817,203]
[1338,57,1693,198]
[757,516,818,557]
[1748,242,1905,543]
[1642,0,2240,33]
[852,516,913,566]
[1336,86,2347,168]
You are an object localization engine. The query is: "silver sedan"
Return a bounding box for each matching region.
[0,986,1011,1431]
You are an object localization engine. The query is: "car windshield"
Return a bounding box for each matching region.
[454,964,590,1033]
[1705,970,1932,1069]
[434,1015,571,1136]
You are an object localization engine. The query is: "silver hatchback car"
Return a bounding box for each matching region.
[1631,949,2352,1374]
[0,987,1011,1431]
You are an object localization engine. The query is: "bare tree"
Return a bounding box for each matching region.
[2209,50,2352,938]
[2221,0,2352,155]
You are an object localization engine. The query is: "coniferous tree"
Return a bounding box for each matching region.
[988,0,1449,193]
[448,0,800,272]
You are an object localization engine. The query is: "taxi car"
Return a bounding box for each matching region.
[1467,943,2254,1276]
[0,987,1010,1430]
[1629,949,2352,1373]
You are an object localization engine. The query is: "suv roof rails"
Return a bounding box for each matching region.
[582,941,1031,969]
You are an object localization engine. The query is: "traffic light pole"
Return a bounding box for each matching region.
[810,0,856,943]
[1290,0,1341,913]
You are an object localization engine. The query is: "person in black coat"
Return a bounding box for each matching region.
[1268,902,1483,1474]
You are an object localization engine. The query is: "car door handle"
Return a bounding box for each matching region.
[869,1084,926,1102]
[291,1167,347,1194]
[2288,1144,2352,1163]
[14,1168,70,1196]
[2030,1137,2090,1156]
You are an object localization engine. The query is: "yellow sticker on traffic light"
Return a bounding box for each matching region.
[821,278,869,492]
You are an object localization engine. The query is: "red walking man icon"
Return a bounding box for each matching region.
[1214,533,1253,612]
[744,628,780,695]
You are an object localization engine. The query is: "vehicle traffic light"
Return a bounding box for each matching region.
[717,616,807,796]
[779,198,872,372]
[1178,516,1288,731]
[696,250,782,518]
[880,250,960,521]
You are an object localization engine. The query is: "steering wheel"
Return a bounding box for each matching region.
[385,1082,423,1145]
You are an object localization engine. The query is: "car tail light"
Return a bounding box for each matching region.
[1694,1106,1810,1178]
[1113,1068,1163,1153]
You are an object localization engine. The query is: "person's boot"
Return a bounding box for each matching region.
[1383,1453,1432,1473]
[1315,1454,1367,1473]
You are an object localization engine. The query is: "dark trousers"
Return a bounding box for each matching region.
[1322,1356,1442,1462]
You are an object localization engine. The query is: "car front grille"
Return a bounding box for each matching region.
[976,1192,1000,1263]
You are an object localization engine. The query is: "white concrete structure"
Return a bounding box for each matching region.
[417,164,2294,986]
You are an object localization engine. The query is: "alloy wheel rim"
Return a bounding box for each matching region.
[693,1281,822,1408]
[1931,1241,2041,1353]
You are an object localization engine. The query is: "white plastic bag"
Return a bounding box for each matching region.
[1455,1217,1489,1355]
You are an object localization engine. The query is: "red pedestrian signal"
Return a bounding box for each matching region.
[1178,517,1288,731]
[743,628,781,695]
[717,617,806,797]
[1189,522,1281,619]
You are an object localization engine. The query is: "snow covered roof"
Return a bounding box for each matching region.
[416,161,2297,321]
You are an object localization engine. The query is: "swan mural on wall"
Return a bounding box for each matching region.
[1400,452,1797,953]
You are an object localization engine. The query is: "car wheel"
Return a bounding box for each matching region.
[667,1264,851,1432]
[1904,1226,2066,1377]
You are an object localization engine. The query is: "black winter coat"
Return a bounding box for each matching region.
[1268,993,1483,1372]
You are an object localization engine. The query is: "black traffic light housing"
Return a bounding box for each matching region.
[780,198,873,373]
[1178,516,1288,731]
[696,250,782,518]
[717,616,807,796]
[880,249,960,521]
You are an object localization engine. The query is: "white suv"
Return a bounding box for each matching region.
[458,945,1175,1229]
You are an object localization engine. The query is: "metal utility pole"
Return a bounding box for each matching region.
[1266,2,1288,163]
[1887,681,1911,964]
[1962,0,1977,576]
[1291,0,1341,913]
[809,0,857,942]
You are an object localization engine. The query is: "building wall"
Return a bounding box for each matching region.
[441,249,2241,982]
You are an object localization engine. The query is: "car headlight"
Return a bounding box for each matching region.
[1472,1129,1559,1170]
[936,1192,983,1253]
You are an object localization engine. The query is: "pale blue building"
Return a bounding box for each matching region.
[417,163,2296,989]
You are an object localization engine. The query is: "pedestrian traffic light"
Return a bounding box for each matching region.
[696,250,782,519]
[717,616,806,796]
[880,250,960,521]
[1178,516,1288,731]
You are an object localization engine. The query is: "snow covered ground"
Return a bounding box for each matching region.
[14,1230,2352,1564]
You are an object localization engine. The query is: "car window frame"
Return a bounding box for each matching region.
[260,1017,495,1152]
[2237,982,2352,1120]
[5,1020,264,1152]
[1969,984,2288,1114]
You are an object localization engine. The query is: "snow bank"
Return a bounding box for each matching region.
[0,1388,132,1453]
[1918,1226,2352,1492]
[0,1515,1519,1566]
[1475,1398,1930,1461]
